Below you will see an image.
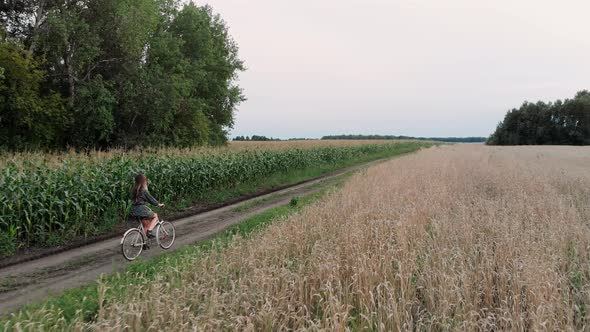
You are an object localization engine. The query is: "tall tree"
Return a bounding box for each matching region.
[0,0,244,150]
[487,91,590,145]
[170,3,245,144]
[0,38,67,149]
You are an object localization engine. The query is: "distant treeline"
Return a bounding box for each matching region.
[487,91,590,145]
[233,135,280,141]
[0,1,243,150]
[233,136,315,141]
[322,135,486,143]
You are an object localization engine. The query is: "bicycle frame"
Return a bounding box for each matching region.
[121,217,174,261]
[121,218,163,245]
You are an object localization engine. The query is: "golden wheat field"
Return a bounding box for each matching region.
[15,144,590,331]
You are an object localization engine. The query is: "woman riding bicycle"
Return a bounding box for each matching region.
[131,173,164,237]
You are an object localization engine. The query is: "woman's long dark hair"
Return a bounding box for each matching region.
[131,173,147,202]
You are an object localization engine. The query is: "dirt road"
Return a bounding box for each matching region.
[0,159,382,315]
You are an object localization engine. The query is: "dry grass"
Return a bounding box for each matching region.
[11,145,590,331]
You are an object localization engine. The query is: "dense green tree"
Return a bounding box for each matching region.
[0,0,37,41]
[560,91,590,145]
[321,135,487,143]
[39,1,102,106]
[0,38,67,149]
[169,4,244,145]
[233,135,280,141]
[487,91,590,145]
[0,0,244,150]
[70,75,116,147]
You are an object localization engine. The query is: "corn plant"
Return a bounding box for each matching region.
[0,142,426,256]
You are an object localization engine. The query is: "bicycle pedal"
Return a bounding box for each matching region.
[143,244,150,250]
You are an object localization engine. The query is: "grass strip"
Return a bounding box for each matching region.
[231,192,282,213]
[231,166,365,213]
[167,142,431,212]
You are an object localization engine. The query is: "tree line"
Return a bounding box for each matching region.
[233,135,281,142]
[0,0,244,150]
[322,135,486,143]
[487,91,590,145]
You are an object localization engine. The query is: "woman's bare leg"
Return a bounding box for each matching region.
[141,214,159,233]
[146,213,159,232]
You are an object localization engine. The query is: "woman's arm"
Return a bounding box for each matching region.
[144,190,160,206]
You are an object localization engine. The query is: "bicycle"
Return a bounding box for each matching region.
[121,217,176,261]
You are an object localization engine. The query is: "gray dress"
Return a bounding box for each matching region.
[131,188,160,219]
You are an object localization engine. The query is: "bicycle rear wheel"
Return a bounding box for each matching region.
[156,221,175,249]
[121,228,144,261]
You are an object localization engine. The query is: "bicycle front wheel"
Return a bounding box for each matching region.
[156,221,175,249]
[121,228,144,261]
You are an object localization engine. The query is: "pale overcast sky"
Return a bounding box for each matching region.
[195,0,590,139]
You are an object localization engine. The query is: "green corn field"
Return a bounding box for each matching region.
[0,141,426,257]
